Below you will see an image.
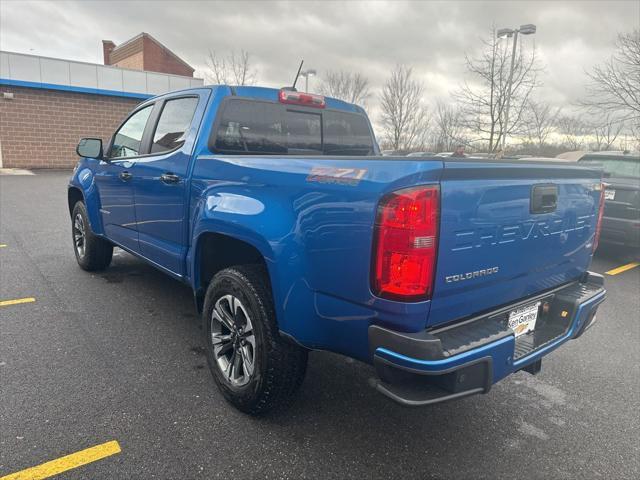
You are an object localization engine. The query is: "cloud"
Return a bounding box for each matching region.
[1,0,637,115]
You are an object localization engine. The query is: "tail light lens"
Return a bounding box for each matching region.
[593,182,605,252]
[372,185,440,301]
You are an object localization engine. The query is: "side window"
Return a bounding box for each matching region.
[151,97,199,154]
[109,105,153,158]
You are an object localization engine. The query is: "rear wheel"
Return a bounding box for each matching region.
[71,201,113,271]
[203,265,308,415]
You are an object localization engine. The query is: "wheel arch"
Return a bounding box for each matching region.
[67,186,84,217]
[68,174,104,235]
[192,231,273,314]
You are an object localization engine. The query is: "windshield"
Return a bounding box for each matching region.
[212,99,375,156]
[579,156,640,178]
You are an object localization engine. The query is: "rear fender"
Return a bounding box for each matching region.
[188,188,301,336]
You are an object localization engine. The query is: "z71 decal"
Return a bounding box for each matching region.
[307,167,367,186]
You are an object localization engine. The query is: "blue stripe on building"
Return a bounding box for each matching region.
[0,78,152,100]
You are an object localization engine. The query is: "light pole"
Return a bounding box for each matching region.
[300,69,316,92]
[497,24,536,152]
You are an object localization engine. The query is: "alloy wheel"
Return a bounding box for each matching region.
[210,294,256,387]
[73,213,86,258]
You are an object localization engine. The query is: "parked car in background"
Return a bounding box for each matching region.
[578,152,640,251]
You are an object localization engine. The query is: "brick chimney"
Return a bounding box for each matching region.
[102,40,116,65]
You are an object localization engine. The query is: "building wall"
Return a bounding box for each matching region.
[142,36,194,77]
[104,34,195,77]
[1,50,204,97]
[108,37,143,66]
[0,86,140,169]
[111,51,144,71]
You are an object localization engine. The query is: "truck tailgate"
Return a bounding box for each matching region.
[428,160,602,328]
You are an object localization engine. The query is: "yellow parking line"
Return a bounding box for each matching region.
[605,262,640,275]
[0,440,121,480]
[0,244,7,248]
[0,298,36,307]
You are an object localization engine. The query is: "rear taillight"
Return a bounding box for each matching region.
[593,182,606,252]
[278,90,326,108]
[372,185,439,301]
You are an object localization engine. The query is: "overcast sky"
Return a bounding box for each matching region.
[1,0,638,113]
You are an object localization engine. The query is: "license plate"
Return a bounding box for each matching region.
[508,302,540,337]
[604,189,616,200]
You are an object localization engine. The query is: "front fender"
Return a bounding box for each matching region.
[68,160,104,235]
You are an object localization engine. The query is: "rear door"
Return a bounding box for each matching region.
[427,160,602,327]
[129,91,209,275]
[95,104,154,253]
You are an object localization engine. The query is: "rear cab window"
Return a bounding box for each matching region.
[211,98,374,156]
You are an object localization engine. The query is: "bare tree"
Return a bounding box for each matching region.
[523,100,561,151]
[205,49,257,85]
[581,29,640,124]
[558,115,589,150]
[319,71,370,105]
[454,27,542,152]
[589,115,626,151]
[433,101,467,152]
[627,123,640,151]
[379,65,430,151]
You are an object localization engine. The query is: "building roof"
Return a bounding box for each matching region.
[107,32,194,73]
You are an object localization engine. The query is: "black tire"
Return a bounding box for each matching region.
[203,265,308,415]
[71,201,113,271]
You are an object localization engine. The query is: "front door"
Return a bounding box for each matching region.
[95,104,153,253]
[129,95,202,275]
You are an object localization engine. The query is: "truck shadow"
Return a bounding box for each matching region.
[595,243,639,262]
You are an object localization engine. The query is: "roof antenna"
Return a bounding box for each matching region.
[290,59,304,91]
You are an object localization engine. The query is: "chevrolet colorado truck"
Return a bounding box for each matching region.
[68,86,606,414]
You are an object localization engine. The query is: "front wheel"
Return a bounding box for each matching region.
[71,201,113,271]
[203,265,308,415]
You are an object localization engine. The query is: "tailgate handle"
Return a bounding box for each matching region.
[531,184,558,214]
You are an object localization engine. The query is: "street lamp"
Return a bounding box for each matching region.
[498,24,536,152]
[300,69,317,92]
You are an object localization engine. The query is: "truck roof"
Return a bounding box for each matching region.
[148,85,365,114]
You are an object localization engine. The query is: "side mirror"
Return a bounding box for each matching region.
[76,138,103,159]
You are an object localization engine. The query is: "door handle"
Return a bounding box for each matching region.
[160,173,180,184]
[119,171,133,182]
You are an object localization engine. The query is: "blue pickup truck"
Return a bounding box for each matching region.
[69,86,606,414]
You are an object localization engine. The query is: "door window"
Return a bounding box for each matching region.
[151,97,199,154]
[109,105,153,158]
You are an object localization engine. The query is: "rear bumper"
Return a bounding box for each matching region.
[369,272,606,406]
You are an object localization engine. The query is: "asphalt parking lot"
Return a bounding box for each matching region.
[1,170,639,480]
